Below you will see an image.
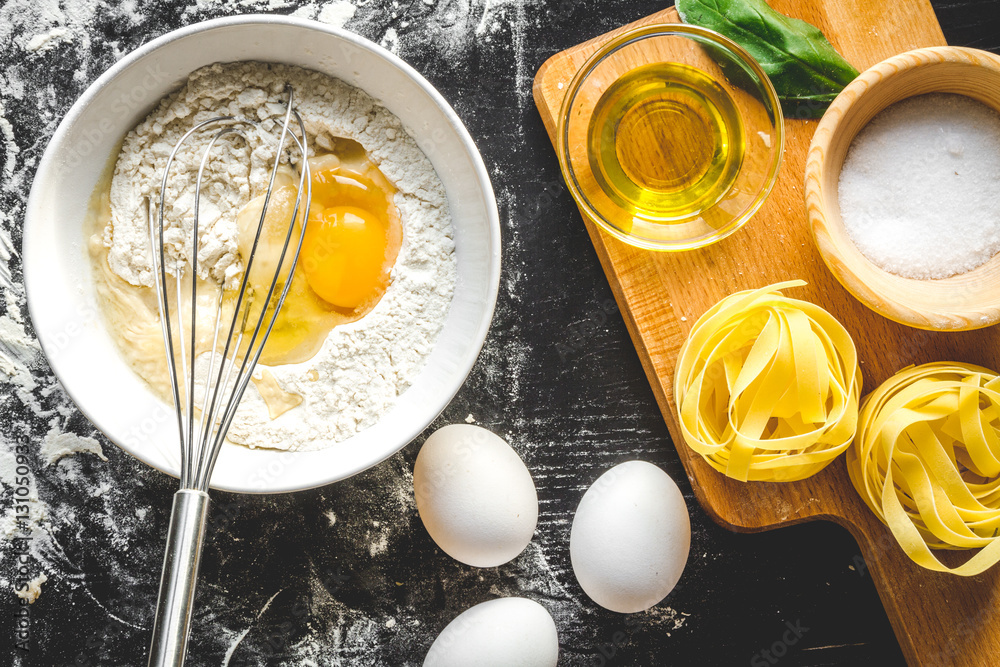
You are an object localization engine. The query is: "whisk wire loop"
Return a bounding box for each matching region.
[188,125,249,486]
[203,112,311,489]
[146,85,309,667]
[152,114,247,487]
[149,91,311,491]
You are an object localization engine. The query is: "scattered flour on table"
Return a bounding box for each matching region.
[644,605,691,637]
[0,223,15,293]
[104,62,456,451]
[289,1,357,29]
[380,26,399,52]
[40,423,107,465]
[221,588,284,667]
[839,93,1000,280]
[3,0,120,77]
[15,572,47,603]
[0,102,19,185]
[0,441,55,579]
[25,26,72,52]
[318,0,357,27]
[0,303,42,410]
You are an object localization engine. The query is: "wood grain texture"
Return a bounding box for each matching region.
[807,45,1000,331]
[533,2,1000,666]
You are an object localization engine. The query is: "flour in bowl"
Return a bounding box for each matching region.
[92,62,456,451]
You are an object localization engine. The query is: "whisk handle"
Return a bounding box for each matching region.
[147,489,210,667]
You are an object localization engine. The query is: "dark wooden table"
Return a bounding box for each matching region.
[1,1,997,665]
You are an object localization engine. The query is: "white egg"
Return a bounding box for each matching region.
[413,424,538,567]
[423,597,559,667]
[570,460,691,613]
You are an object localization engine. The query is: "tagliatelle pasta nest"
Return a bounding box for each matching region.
[674,280,861,482]
[847,362,1000,576]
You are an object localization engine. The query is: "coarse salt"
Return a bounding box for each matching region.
[838,93,1000,280]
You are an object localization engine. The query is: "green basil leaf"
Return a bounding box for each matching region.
[676,0,859,119]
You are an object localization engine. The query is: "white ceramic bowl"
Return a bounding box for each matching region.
[23,15,501,493]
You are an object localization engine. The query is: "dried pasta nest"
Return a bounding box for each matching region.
[848,362,1000,576]
[674,280,861,482]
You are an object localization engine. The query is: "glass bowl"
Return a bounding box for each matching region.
[556,23,784,251]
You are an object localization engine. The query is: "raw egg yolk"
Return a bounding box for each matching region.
[300,205,388,310]
[242,143,402,366]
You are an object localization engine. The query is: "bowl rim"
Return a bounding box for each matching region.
[554,22,785,252]
[23,14,502,493]
[805,45,1000,332]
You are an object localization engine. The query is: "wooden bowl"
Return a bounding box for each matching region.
[805,46,1000,331]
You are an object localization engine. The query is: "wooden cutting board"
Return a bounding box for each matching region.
[533,2,1000,666]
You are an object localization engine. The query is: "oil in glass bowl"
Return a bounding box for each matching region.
[587,62,745,223]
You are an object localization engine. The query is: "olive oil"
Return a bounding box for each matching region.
[587,62,745,222]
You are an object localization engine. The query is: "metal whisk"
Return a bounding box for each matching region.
[146,86,310,667]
